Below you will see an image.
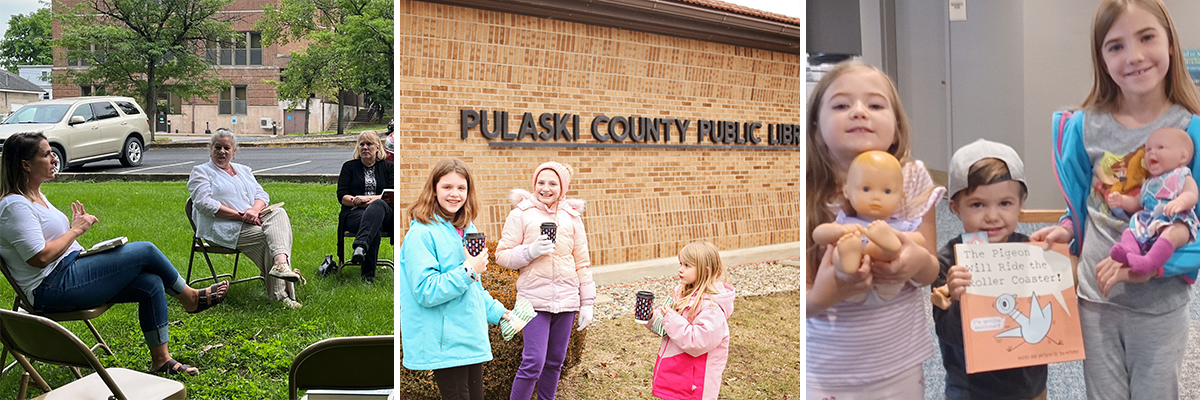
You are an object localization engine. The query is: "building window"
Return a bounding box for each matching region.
[66,46,89,67]
[207,32,262,66]
[157,89,183,115]
[80,85,105,96]
[219,85,247,115]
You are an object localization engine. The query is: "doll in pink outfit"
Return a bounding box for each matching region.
[642,240,735,400]
[1107,127,1199,275]
[495,161,596,400]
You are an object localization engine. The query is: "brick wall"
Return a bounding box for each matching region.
[50,0,293,136]
[395,0,802,265]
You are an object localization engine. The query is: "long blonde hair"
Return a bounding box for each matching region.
[805,61,912,283]
[673,241,726,320]
[407,158,479,230]
[1081,0,1200,114]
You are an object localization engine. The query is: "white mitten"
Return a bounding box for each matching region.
[527,235,555,259]
[576,305,594,331]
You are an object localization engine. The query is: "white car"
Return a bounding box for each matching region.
[0,96,152,172]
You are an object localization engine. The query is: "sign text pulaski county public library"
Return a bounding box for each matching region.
[460,109,801,146]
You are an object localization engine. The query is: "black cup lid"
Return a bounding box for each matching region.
[636,291,654,298]
[465,232,486,239]
[540,222,557,228]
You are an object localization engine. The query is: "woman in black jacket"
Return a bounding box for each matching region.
[333,132,394,282]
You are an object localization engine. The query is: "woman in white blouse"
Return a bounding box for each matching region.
[187,128,302,309]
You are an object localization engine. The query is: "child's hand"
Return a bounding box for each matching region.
[502,311,512,321]
[1030,225,1073,249]
[1164,198,1190,216]
[1106,192,1124,210]
[808,245,872,315]
[946,265,972,301]
[869,233,930,283]
[1096,256,1154,297]
[464,247,489,274]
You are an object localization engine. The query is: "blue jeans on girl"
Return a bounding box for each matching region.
[33,241,188,347]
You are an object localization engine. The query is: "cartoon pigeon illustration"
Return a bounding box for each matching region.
[994,293,1052,344]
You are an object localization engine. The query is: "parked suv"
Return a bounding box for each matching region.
[0,96,152,172]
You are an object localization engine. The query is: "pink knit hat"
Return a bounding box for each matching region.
[532,161,572,200]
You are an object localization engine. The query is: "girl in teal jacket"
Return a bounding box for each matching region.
[399,158,511,400]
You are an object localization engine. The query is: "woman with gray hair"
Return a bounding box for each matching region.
[187,128,302,308]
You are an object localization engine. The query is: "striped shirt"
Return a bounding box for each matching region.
[807,160,939,387]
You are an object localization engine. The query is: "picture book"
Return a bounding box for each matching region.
[955,242,1085,373]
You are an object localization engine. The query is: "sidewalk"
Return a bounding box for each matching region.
[589,241,801,287]
[152,129,383,148]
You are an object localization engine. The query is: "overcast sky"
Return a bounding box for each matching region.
[0,0,45,41]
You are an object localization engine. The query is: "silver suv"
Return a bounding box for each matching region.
[0,96,152,172]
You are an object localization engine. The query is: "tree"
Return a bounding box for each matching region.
[257,0,393,133]
[0,6,53,72]
[272,45,345,134]
[53,0,237,131]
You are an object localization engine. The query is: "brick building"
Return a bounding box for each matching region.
[50,0,355,136]
[395,0,802,265]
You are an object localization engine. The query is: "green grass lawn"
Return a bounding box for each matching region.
[0,181,393,399]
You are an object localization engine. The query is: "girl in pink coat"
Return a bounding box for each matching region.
[644,240,735,400]
[495,161,596,400]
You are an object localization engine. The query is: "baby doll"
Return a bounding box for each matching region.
[812,150,928,301]
[1107,127,1199,275]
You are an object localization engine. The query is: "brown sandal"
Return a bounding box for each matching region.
[187,281,229,314]
[152,358,198,376]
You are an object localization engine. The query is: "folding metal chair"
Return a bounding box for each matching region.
[0,257,112,379]
[288,335,394,400]
[184,197,263,287]
[0,308,186,399]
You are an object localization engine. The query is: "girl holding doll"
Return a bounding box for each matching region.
[805,60,942,399]
[1031,0,1200,397]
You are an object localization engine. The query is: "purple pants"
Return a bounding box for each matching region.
[510,310,576,400]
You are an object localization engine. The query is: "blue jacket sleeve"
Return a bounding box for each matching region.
[480,285,509,326]
[1053,111,1091,256]
[401,226,474,308]
[1162,115,1200,281]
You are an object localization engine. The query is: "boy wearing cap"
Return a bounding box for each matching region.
[931,139,1048,400]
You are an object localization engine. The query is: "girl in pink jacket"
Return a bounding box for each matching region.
[495,161,596,400]
[644,240,735,400]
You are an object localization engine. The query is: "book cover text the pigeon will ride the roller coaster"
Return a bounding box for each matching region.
[955,242,1085,374]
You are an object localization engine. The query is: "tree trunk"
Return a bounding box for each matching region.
[146,65,157,141]
[303,97,310,135]
[336,89,343,135]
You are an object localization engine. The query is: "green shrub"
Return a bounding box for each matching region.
[399,241,587,399]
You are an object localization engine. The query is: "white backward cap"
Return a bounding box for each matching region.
[948,139,1026,199]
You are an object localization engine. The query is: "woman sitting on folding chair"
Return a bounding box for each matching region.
[327,132,394,283]
[188,128,303,309]
[0,132,228,376]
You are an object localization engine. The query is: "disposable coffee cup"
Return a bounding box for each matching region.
[634,291,655,323]
[464,232,486,257]
[540,222,558,243]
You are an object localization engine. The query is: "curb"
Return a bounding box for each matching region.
[56,172,338,184]
[151,137,359,149]
[150,129,382,149]
[589,241,802,287]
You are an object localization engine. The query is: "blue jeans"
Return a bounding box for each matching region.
[33,241,188,346]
